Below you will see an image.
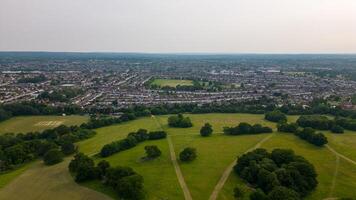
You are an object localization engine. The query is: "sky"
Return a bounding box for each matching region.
[0,0,356,53]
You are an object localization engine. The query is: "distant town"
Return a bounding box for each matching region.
[1,53,356,111]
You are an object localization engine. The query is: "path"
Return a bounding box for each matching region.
[328,154,340,198]
[326,145,356,166]
[151,115,193,200]
[0,158,112,200]
[208,133,275,200]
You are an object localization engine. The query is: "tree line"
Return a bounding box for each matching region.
[100,129,167,157]
[168,114,193,128]
[223,122,273,135]
[69,153,145,199]
[0,125,95,172]
[277,122,328,147]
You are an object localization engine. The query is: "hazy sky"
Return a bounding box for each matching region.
[1,0,356,53]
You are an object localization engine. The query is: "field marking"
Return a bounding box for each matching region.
[151,115,193,200]
[34,121,64,127]
[326,145,356,166]
[208,133,275,200]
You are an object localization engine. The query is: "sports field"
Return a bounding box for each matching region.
[1,113,356,200]
[0,115,89,134]
[151,78,193,87]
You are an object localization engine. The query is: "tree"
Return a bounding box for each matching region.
[43,149,63,165]
[115,174,145,200]
[250,189,267,200]
[200,123,213,137]
[97,160,110,177]
[144,145,161,159]
[331,125,344,134]
[179,147,197,162]
[61,141,76,155]
[267,186,300,200]
[265,111,287,123]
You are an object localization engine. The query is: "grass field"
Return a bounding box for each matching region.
[1,113,356,200]
[0,115,89,134]
[151,78,193,87]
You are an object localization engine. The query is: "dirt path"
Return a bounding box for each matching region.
[151,115,193,200]
[208,133,275,200]
[328,154,340,198]
[326,145,356,166]
[0,159,112,200]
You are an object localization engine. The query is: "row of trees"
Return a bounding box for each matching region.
[296,115,356,133]
[0,125,94,171]
[277,122,328,147]
[223,123,273,135]
[69,153,145,199]
[0,102,84,123]
[168,114,193,128]
[100,129,167,157]
[295,128,328,147]
[234,148,318,199]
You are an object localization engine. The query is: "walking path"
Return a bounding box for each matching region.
[328,154,340,198]
[326,145,356,166]
[151,115,193,200]
[208,133,275,200]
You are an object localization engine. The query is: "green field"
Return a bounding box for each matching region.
[0,115,89,134]
[1,113,356,200]
[151,78,193,87]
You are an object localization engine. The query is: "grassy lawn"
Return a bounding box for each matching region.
[0,158,112,200]
[151,78,193,87]
[325,131,356,161]
[2,113,356,200]
[0,115,89,134]
[0,162,34,189]
[219,132,356,199]
[156,113,276,200]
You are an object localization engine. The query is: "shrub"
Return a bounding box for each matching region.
[200,123,213,137]
[43,149,63,165]
[233,186,244,199]
[179,147,197,162]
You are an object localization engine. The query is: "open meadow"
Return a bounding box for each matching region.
[1,113,356,200]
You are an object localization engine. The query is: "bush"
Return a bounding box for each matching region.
[144,145,161,159]
[179,147,197,162]
[267,186,300,200]
[250,189,267,200]
[43,149,63,165]
[68,153,96,182]
[265,111,287,123]
[200,123,213,137]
